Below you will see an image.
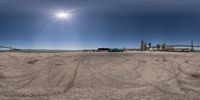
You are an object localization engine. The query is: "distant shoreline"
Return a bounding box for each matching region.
[0,49,83,53]
[1,50,200,53]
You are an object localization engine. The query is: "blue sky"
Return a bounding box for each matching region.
[0,0,200,50]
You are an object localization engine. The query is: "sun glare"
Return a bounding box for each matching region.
[56,12,72,20]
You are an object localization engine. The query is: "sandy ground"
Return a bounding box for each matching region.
[0,51,200,100]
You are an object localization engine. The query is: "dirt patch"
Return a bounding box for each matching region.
[191,73,200,78]
[0,65,6,68]
[162,59,167,62]
[0,73,7,79]
[185,61,188,63]
[55,64,62,66]
[142,60,147,63]
[27,59,39,64]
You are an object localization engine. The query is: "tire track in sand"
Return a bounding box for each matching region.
[0,55,84,97]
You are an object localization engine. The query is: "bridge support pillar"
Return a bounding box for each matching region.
[191,40,194,51]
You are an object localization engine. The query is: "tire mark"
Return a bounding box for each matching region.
[0,56,83,97]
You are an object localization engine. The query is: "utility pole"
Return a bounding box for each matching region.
[9,45,12,51]
[191,40,194,51]
[140,40,144,51]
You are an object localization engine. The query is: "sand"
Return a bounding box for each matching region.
[0,51,200,100]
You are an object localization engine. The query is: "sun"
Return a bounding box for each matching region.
[56,12,72,20]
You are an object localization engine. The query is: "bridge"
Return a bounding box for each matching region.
[165,45,200,48]
[0,45,12,50]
